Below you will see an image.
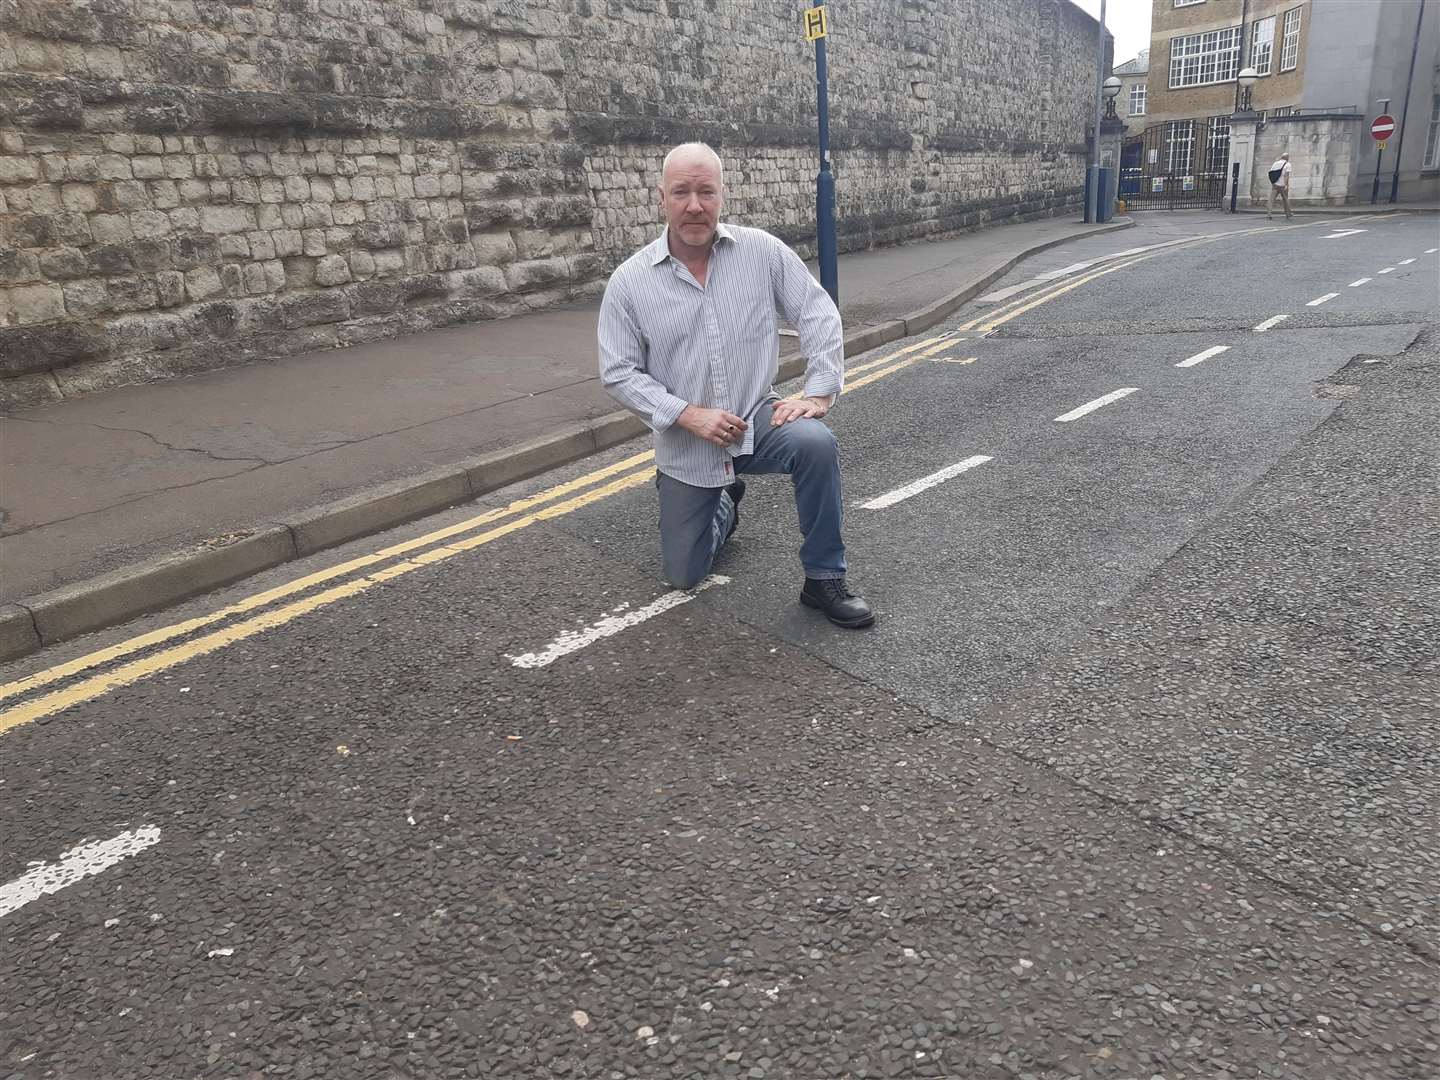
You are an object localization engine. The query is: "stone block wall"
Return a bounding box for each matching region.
[0,0,1103,407]
[1252,113,1362,205]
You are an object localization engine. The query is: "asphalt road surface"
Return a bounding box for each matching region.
[2,211,1438,1080]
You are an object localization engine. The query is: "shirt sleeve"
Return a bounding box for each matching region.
[770,236,845,402]
[597,275,691,432]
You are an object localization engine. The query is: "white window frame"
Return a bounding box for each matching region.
[1424,94,1440,169]
[1174,0,1206,7]
[1169,26,1243,89]
[1129,82,1147,117]
[1166,119,1195,174]
[1205,115,1231,174]
[1250,15,1275,76]
[1280,6,1302,72]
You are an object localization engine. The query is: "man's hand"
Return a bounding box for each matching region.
[678,405,749,447]
[771,395,831,426]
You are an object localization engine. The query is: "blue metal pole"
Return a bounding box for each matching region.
[815,35,838,306]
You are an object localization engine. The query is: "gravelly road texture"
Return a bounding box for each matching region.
[1,212,1437,1080]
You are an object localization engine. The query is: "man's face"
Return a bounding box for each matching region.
[659,156,723,249]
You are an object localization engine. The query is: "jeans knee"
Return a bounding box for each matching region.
[791,419,839,464]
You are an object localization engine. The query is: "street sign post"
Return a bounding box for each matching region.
[804,5,839,306]
[1370,109,1394,205]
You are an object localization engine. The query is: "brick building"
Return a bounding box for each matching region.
[1146,0,1310,131]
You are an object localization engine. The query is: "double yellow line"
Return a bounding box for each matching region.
[0,331,968,733]
[0,217,1322,734]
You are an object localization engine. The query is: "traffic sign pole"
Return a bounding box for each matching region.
[1370,109,1394,206]
[805,6,839,307]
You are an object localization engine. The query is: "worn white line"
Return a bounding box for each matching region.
[861,455,993,510]
[1426,248,1438,254]
[1321,229,1366,239]
[1306,293,1338,307]
[1053,388,1139,423]
[1348,278,1372,287]
[508,576,730,669]
[1398,258,1415,266]
[1176,345,1230,369]
[1253,314,1291,332]
[1377,267,1396,274]
[1,827,161,920]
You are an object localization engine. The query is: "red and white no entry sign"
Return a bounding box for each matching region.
[1371,114,1396,140]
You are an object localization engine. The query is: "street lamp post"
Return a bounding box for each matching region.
[1103,76,1122,121]
[1236,67,1258,113]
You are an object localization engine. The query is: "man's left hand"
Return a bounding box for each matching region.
[771,396,831,426]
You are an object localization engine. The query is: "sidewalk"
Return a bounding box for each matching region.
[0,214,1134,660]
[1234,200,1440,215]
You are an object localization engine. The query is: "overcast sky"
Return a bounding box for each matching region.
[1070,0,1153,66]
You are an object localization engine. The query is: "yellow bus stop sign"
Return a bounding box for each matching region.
[804,5,827,41]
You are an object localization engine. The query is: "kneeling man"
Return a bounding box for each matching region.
[597,142,873,628]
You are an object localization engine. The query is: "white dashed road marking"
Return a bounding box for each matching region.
[1426,248,1438,254]
[1,827,162,920]
[1398,258,1415,265]
[1307,293,1338,307]
[861,455,993,510]
[508,576,730,669]
[1378,267,1396,274]
[1349,278,1372,287]
[1053,388,1139,423]
[1321,229,1366,239]
[1253,314,1290,332]
[1176,345,1230,369]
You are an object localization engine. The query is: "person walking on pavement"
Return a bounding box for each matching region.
[597,142,874,628]
[1267,152,1293,220]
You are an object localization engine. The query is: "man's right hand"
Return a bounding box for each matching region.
[677,405,748,447]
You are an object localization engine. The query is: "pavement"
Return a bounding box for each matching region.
[1,210,1436,1079]
[0,212,1137,661]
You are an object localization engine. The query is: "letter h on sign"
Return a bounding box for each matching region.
[804,5,827,41]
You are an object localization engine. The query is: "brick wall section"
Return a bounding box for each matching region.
[0,0,1103,407]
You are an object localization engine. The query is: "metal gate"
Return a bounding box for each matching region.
[1118,117,1230,210]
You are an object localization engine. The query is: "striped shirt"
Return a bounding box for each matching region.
[597,222,845,488]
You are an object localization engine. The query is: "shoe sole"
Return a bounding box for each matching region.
[800,592,876,628]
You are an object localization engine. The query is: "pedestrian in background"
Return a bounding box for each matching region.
[597,142,874,628]
[1267,152,1293,220]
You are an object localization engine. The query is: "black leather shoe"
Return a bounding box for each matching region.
[724,478,746,541]
[800,577,875,628]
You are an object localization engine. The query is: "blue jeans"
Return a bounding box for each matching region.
[656,402,847,589]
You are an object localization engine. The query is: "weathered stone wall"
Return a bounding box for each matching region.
[0,0,1103,407]
[1252,113,1362,206]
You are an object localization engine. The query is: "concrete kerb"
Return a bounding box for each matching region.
[0,218,1135,665]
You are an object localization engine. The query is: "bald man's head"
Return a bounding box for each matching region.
[659,143,725,254]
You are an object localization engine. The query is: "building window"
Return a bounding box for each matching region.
[1169,26,1243,89]
[1129,82,1147,116]
[1174,0,1206,7]
[1205,116,1231,173]
[1166,119,1195,173]
[1250,15,1275,75]
[1280,6,1302,71]
[1425,94,1440,169]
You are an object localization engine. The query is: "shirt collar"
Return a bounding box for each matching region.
[649,222,737,266]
